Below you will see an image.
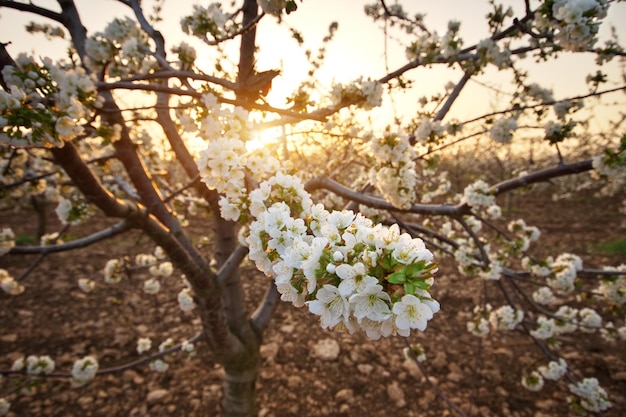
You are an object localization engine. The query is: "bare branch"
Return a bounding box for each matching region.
[216,245,250,286]
[251,283,280,334]
[305,176,465,216]
[0,0,64,24]
[8,220,132,254]
[116,70,238,90]
[434,70,472,121]
[97,81,328,122]
[492,159,594,195]
[0,332,204,378]
[461,85,626,127]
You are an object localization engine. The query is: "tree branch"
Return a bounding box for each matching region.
[492,159,594,195]
[461,85,626,127]
[434,70,472,121]
[251,283,280,334]
[97,81,328,121]
[216,245,250,286]
[305,176,465,216]
[8,220,132,254]
[0,331,204,378]
[0,0,64,24]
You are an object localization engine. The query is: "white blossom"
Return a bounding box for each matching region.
[568,378,611,412]
[393,294,435,332]
[26,355,55,375]
[0,228,15,255]
[1,269,24,295]
[136,337,152,354]
[177,288,196,312]
[77,278,96,293]
[522,371,544,392]
[538,358,568,381]
[71,356,98,387]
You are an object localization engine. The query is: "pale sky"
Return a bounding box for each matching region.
[1,0,625,131]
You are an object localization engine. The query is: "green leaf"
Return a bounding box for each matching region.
[387,271,406,284]
[404,260,426,278]
[380,254,395,270]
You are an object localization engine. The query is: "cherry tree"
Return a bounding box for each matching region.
[1,0,625,416]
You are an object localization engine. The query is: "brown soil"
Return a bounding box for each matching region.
[1,189,625,417]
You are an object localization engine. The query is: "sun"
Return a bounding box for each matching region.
[247,125,285,152]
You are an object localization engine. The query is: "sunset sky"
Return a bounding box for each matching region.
[1,0,625,133]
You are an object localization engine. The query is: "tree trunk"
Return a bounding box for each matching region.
[222,356,260,417]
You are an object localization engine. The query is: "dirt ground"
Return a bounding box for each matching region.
[1,188,625,417]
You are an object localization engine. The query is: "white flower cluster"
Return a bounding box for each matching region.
[596,265,626,306]
[532,286,557,305]
[55,194,94,225]
[467,304,524,335]
[538,358,568,381]
[40,232,62,247]
[466,305,491,336]
[131,248,173,295]
[0,227,15,256]
[330,77,383,110]
[77,278,96,293]
[1,55,100,147]
[414,117,447,146]
[579,308,602,332]
[180,4,238,40]
[104,258,124,284]
[537,0,609,52]
[405,20,463,62]
[146,262,173,294]
[12,355,56,375]
[521,371,544,392]
[489,115,518,144]
[543,120,569,143]
[147,338,176,373]
[478,259,503,281]
[150,359,169,373]
[368,133,417,209]
[489,305,524,330]
[568,377,611,412]
[198,93,254,140]
[546,253,583,294]
[137,337,152,354]
[71,356,99,387]
[526,83,554,103]
[244,173,439,339]
[592,153,626,179]
[507,218,541,252]
[195,95,283,222]
[197,136,282,221]
[453,237,481,276]
[553,99,583,120]
[475,38,511,69]
[177,287,196,312]
[524,253,583,294]
[0,269,24,296]
[85,17,155,76]
[461,179,495,207]
[530,305,601,340]
[171,41,197,69]
[258,0,288,16]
